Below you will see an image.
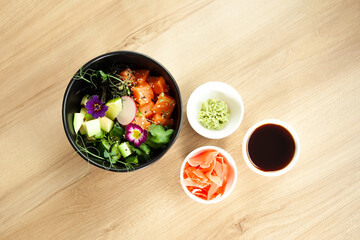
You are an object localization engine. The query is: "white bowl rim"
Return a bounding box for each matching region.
[242,119,300,177]
[186,81,244,139]
[180,146,238,204]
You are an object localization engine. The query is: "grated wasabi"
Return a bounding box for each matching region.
[198,98,230,130]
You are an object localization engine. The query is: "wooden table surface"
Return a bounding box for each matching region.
[1,0,359,239]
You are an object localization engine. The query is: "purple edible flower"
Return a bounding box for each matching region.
[125,124,147,147]
[85,95,108,119]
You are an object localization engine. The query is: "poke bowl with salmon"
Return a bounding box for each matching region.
[62,51,182,172]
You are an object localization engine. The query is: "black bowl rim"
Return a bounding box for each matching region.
[62,50,183,172]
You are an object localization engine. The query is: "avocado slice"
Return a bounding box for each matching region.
[82,119,101,137]
[79,124,87,135]
[99,116,114,133]
[105,98,123,120]
[80,95,90,106]
[73,112,85,134]
[80,107,87,116]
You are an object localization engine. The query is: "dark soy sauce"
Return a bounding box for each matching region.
[247,124,295,171]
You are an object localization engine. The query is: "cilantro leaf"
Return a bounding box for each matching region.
[146,124,174,147]
[129,143,151,155]
[104,150,116,164]
[139,143,151,155]
[99,70,107,81]
[130,145,143,156]
[104,150,110,158]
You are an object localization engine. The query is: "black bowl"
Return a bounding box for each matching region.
[62,51,182,172]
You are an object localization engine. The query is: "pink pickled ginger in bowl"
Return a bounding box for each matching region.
[180,146,238,204]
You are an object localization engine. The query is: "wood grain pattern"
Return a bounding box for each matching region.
[0,0,359,239]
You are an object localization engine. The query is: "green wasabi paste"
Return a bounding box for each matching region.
[198,98,230,130]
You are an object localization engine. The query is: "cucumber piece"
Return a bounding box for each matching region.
[97,139,111,153]
[110,143,121,160]
[97,139,111,157]
[118,142,133,158]
[80,95,90,106]
[110,122,125,140]
[94,130,105,139]
[125,155,138,164]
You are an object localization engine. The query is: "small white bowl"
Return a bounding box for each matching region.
[242,119,300,177]
[187,82,244,139]
[180,146,238,204]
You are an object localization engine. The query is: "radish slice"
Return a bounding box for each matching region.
[116,96,137,125]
